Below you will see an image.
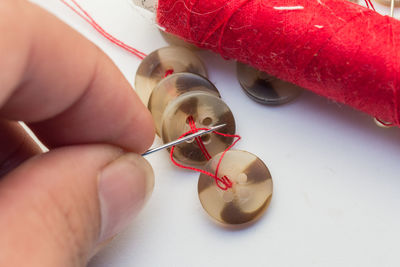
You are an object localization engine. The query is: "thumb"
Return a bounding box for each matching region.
[0,145,154,267]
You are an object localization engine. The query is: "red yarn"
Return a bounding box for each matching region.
[364,0,376,11]
[187,116,212,160]
[169,122,241,191]
[157,0,400,126]
[164,69,175,77]
[60,0,147,59]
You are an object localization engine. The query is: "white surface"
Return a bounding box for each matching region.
[29,1,400,266]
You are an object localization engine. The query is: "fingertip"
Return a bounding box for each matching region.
[0,145,155,266]
[97,153,154,243]
[122,102,155,153]
[136,108,156,153]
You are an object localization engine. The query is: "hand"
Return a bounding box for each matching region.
[0,1,155,266]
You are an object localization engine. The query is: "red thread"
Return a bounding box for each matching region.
[164,69,175,77]
[187,116,212,160]
[60,0,147,59]
[169,121,241,191]
[157,0,400,127]
[364,0,376,11]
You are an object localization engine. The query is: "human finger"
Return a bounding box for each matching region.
[0,0,154,153]
[0,144,154,266]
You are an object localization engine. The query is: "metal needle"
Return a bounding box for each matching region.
[142,124,226,156]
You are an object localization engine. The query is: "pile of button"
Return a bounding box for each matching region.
[135,45,292,226]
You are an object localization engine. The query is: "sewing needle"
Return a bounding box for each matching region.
[142,124,226,156]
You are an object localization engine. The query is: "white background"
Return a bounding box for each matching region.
[29,1,400,266]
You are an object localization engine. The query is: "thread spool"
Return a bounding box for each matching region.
[153,0,400,127]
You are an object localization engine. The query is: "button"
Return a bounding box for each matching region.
[161,92,236,167]
[198,150,273,225]
[160,31,199,50]
[149,72,221,136]
[135,46,208,106]
[237,62,303,105]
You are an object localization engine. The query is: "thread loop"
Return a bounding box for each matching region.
[169,120,241,191]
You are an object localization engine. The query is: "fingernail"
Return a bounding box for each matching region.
[97,153,154,243]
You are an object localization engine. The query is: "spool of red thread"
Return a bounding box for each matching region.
[157,0,400,126]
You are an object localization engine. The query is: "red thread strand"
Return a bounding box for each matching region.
[213,131,241,179]
[169,123,241,191]
[364,0,376,11]
[187,116,212,160]
[60,0,147,59]
[164,69,175,77]
[365,0,370,9]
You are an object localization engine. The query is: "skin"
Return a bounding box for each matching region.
[0,0,155,266]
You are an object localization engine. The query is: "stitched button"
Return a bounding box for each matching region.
[161,92,236,167]
[198,150,273,225]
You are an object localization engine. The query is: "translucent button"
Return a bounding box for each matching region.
[135,46,207,106]
[237,62,303,105]
[161,92,236,167]
[160,31,199,50]
[149,72,221,136]
[198,150,273,225]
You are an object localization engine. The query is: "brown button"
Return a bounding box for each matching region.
[149,72,221,136]
[161,92,236,167]
[198,150,273,225]
[237,62,303,105]
[160,31,199,50]
[135,46,208,106]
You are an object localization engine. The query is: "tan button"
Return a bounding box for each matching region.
[161,92,236,167]
[374,0,399,6]
[237,62,303,105]
[198,150,273,225]
[160,31,199,50]
[149,72,221,136]
[135,46,208,106]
